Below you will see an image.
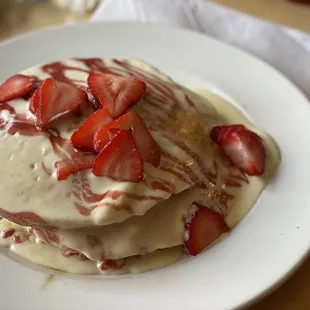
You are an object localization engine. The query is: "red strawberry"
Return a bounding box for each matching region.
[108,128,121,140]
[55,153,96,181]
[87,73,146,118]
[210,125,266,176]
[29,84,41,115]
[94,111,160,165]
[30,78,87,128]
[0,75,37,103]
[92,129,143,182]
[94,111,134,152]
[70,108,113,152]
[132,113,160,165]
[185,202,229,256]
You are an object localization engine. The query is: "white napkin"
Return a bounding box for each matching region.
[92,0,310,99]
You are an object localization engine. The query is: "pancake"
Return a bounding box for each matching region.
[28,188,203,261]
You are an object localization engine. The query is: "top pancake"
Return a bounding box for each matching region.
[0,58,258,228]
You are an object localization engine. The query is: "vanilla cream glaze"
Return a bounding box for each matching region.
[0,58,280,275]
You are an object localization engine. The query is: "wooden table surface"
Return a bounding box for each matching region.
[215,0,310,32]
[0,1,310,309]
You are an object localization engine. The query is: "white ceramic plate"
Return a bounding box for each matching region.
[0,22,310,310]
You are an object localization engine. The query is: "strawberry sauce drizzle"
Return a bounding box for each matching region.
[159,149,201,185]
[60,247,85,259]
[42,62,89,85]
[78,173,163,204]
[113,60,178,101]
[86,235,102,248]
[98,258,126,271]
[12,235,22,244]
[0,208,47,227]
[0,229,15,239]
[31,228,61,245]
[151,181,175,193]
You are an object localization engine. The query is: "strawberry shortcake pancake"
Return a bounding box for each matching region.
[0,58,280,274]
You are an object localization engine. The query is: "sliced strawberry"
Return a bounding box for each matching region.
[92,129,143,182]
[94,111,160,165]
[94,111,134,152]
[132,113,160,165]
[70,108,113,152]
[185,202,229,256]
[30,78,87,128]
[210,125,266,176]
[0,75,37,103]
[55,153,96,181]
[87,73,146,118]
[108,128,121,140]
[29,85,41,115]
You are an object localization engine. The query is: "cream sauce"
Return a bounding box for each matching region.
[0,220,182,275]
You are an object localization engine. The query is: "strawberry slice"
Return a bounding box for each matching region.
[70,108,113,152]
[30,78,87,128]
[94,111,160,165]
[108,128,121,140]
[0,75,37,103]
[92,129,143,182]
[185,202,229,256]
[94,111,134,152]
[87,73,146,118]
[29,84,41,115]
[210,125,266,176]
[55,153,96,181]
[132,113,160,166]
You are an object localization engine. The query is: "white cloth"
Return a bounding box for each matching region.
[92,0,310,99]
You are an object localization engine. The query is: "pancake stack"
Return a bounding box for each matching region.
[0,58,279,274]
